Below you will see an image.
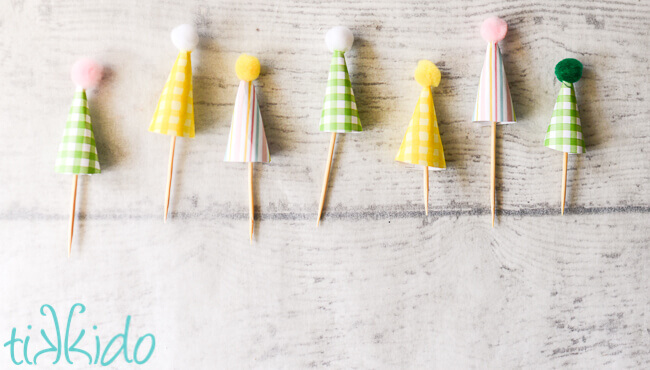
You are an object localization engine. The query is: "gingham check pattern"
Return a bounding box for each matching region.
[544,82,585,154]
[395,87,446,169]
[149,51,195,138]
[55,88,100,175]
[319,50,361,133]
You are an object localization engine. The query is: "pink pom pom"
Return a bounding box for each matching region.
[480,16,508,43]
[70,58,103,89]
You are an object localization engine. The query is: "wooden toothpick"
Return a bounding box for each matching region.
[249,162,254,243]
[68,174,78,257]
[164,136,176,223]
[423,167,429,215]
[561,152,568,215]
[317,132,337,226]
[490,121,496,227]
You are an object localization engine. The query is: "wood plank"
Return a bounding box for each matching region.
[0,214,648,368]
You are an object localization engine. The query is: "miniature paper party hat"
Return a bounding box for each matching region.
[544,58,585,154]
[149,24,197,138]
[149,24,199,223]
[396,60,446,170]
[225,54,270,163]
[473,17,515,227]
[56,58,103,256]
[225,54,270,242]
[319,27,361,133]
[55,87,101,175]
[472,16,516,125]
[317,27,361,225]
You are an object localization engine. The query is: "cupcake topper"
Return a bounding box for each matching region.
[148,24,198,222]
[56,58,103,256]
[395,60,446,214]
[317,26,361,225]
[472,16,515,227]
[224,54,270,242]
[544,58,584,214]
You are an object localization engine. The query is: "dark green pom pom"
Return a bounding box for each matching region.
[555,58,583,83]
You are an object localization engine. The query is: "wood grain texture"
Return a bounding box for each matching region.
[0,0,648,368]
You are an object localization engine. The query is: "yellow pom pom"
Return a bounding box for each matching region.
[235,54,260,82]
[414,60,441,88]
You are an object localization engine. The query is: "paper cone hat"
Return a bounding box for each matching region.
[224,80,270,162]
[149,51,195,138]
[319,50,361,133]
[55,88,101,175]
[472,42,516,125]
[395,84,446,170]
[544,59,585,154]
[472,18,515,125]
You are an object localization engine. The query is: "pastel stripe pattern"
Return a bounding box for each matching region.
[472,43,516,125]
[319,50,361,133]
[55,88,100,175]
[224,81,270,163]
[149,51,195,138]
[544,82,585,154]
[395,87,446,170]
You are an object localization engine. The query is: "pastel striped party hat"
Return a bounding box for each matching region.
[225,54,270,163]
[544,58,585,154]
[149,25,197,138]
[396,60,446,170]
[319,30,361,133]
[56,87,101,175]
[473,17,516,125]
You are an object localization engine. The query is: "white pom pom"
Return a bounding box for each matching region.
[325,26,354,53]
[171,24,199,51]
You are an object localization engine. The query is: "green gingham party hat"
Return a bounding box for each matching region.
[319,31,361,133]
[544,58,585,154]
[55,87,101,174]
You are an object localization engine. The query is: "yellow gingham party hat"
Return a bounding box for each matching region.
[395,60,445,215]
[149,24,197,138]
[148,24,199,223]
[396,60,445,170]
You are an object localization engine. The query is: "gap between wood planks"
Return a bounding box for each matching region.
[3,205,649,221]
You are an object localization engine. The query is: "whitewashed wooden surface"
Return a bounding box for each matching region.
[0,0,649,368]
